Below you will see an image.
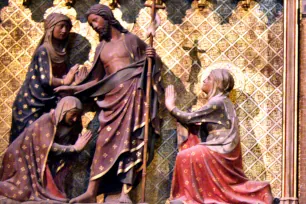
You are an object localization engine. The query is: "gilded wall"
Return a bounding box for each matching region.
[0,0,283,203]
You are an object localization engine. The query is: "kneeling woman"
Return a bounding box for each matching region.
[165,69,273,204]
[0,96,92,202]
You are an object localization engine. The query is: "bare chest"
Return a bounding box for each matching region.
[100,39,130,64]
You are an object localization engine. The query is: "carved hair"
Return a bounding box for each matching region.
[208,68,235,98]
[85,4,127,34]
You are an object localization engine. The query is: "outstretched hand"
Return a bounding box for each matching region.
[74,131,92,152]
[64,64,79,85]
[74,66,88,85]
[165,85,176,111]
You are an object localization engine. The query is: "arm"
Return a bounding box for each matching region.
[170,105,217,125]
[51,64,79,87]
[165,85,225,125]
[73,78,99,93]
[53,77,99,94]
[51,77,64,87]
[36,48,78,88]
[54,60,104,94]
[50,143,76,156]
[51,131,92,156]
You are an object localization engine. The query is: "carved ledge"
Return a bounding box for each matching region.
[280,197,299,204]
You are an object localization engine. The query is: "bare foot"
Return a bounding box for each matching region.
[119,192,132,203]
[69,192,96,203]
[170,199,184,204]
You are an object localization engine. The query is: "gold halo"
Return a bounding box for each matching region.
[99,1,134,31]
[44,6,77,22]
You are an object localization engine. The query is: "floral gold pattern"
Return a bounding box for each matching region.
[0,0,283,202]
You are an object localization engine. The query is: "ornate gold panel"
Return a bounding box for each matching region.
[0,0,283,203]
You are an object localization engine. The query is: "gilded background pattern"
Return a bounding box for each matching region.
[0,0,283,203]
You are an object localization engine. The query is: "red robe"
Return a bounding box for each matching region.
[170,95,273,204]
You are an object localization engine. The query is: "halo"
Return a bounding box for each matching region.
[44,6,77,22]
[199,61,245,96]
[99,1,134,31]
[112,7,134,31]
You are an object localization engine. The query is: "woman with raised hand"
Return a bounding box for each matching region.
[165,69,273,204]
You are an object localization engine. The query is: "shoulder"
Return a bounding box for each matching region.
[206,95,227,109]
[35,45,48,54]
[125,32,144,43]
[34,45,48,59]
[125,32,137,39]
[23,113,53,135]
[36,112,54,126]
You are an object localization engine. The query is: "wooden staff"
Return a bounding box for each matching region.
[141,0,165,203]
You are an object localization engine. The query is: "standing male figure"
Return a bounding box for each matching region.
[55,4,161,203]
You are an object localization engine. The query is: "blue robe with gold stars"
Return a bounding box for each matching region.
[10,45,58,143]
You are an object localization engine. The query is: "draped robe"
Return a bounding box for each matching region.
[10,46,63,143]
[170,94,273,204]
[10,13,71,143]
[1,113,68,202]
[1,97,82,202]
[76,32,161,193]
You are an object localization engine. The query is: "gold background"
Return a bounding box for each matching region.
[0,0,283,203]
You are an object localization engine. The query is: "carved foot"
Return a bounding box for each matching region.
[170,199,184,204]
[119,193,132,203]
[69,192,96,203]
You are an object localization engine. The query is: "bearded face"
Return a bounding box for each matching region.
[99,19,111,41]
[87,14,112,41]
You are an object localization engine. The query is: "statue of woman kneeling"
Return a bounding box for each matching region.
[165,69,273,204]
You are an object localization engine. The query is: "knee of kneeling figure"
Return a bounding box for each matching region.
[177,150,189,159]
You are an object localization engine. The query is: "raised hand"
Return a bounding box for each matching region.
[165,85,176,111]
[63,64,79,85]
[74,131,93,152]
[74,66,88,85]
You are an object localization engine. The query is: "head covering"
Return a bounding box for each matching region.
[36,13,72,63]
[85,4,128,34]
[54,96,83,125]
[208,68,235,99]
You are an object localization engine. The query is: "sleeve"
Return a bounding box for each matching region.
[50,143,76,156]
[170,99,230,127]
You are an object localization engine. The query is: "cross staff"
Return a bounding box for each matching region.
[141,0,165,203]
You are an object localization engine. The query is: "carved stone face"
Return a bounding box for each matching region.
[52,21,71,40]
[87,13,111,41]
[201,73,214,94]
[63,109,82,126]
[87,14,106,34]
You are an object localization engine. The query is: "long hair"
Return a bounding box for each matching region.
[85,4,128,34]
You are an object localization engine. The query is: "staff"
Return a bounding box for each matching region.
[142,0,165,203]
